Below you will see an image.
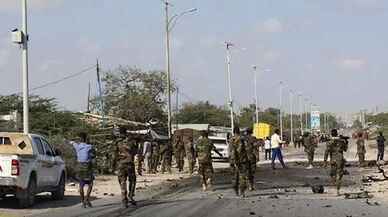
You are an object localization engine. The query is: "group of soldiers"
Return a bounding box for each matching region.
[108,125,375,208]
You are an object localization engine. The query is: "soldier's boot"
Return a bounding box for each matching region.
[206,178,213,191]
[129,196,137,206]
[240,189,246,198]
[202,183,207,191]
[122,199,129,208]
[234,186,239,196]
[248,182,255,191]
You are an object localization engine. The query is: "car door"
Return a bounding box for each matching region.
[31,136,48,187]
[40,138,57,186]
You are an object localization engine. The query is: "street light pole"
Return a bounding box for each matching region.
[298,93,303,134]
[279,81,283,139]
[22,0,29,134]
[253,65,259,124]
[226,42,235,134]
[163,1,196,139]
[304,98,309,132]
[289,90,294,145]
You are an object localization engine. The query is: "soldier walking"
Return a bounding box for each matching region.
[377,132,385,162]
[196,130,222,191]
[324,129,348,196]
[160,141,173,173]
[303,132,318,169]
[245,128,257,191]
[183,135,195,175]
[114,127,138,208]
[173,135,185,172]
[150,140,160,173]
[230,127,250,197]
[356,132,366,166]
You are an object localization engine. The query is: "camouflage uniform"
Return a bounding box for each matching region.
[324,137,348,195]
[196,136,217,190]
[183,137,195,174]
[150,141,160,173]
[230,135,249,197]
[114,136,139,206]
[173,135,185,172]
[160,142,173,173]
[245,135,257,190]
[303,134,318,166]
[356,138,366,166]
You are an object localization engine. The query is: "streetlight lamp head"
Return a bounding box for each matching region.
[188,8,198,13]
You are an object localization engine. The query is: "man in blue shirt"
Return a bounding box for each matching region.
[70,132,95,208]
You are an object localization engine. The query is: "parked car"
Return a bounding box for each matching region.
[0,132,66,208]
[210,136,229,160]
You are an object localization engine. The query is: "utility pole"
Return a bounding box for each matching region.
[22,0,29,134]
[87,82,91,112]
[164,1,172,139]
[304,98,309,132]
[298,93,303,134]
[175,86,179,129]
[279,81,283,139]
[253,65,259,124]
[96,59,105,126]
[226,42,235,134]
[289,90,294,145]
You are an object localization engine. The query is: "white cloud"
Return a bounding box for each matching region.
[257,18,284,33]
[338,58,367,71]
[0,0,64,11]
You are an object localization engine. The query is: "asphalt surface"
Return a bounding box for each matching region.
[3,139,388,217]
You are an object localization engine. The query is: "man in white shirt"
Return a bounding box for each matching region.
[264,137,271,160]
[271,129,287,169]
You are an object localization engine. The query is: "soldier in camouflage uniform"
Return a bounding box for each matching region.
[113,127,139,208]
[173,134,185,172]
[150,140,160,173]
[303,132,318,169]
[324,129,348,196]
[196,131,222,191]
[160,141,173,173]
[244,128,257,191]
[183,136,195,175]
[230,127,250,197]
[356,132,366,166]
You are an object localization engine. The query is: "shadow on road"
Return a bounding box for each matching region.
[0,194,97,209]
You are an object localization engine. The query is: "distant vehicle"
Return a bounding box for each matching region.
[210,136,229,160]
[0,132,66,208]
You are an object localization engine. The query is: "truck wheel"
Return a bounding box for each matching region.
[18,178,36,208]
[51,174,65,200]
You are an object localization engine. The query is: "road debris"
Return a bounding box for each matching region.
[344,191,372,199]
[311,185,324,194]
[268,195,279,199]
[365,199,380,206]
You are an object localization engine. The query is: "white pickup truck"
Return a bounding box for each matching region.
[0,132,66,208]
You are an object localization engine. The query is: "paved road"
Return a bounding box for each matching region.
[3,138,388,217]
[32,138,388,217]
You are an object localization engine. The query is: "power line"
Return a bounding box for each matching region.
[9,65,96,95]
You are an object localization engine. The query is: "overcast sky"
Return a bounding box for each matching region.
[1,0,388,113]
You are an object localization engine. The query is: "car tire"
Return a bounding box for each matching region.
[18,177,36,208]
[51,174,65,200]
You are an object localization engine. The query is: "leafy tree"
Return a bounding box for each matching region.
[100,66,170,126]
[176,101,230,126]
